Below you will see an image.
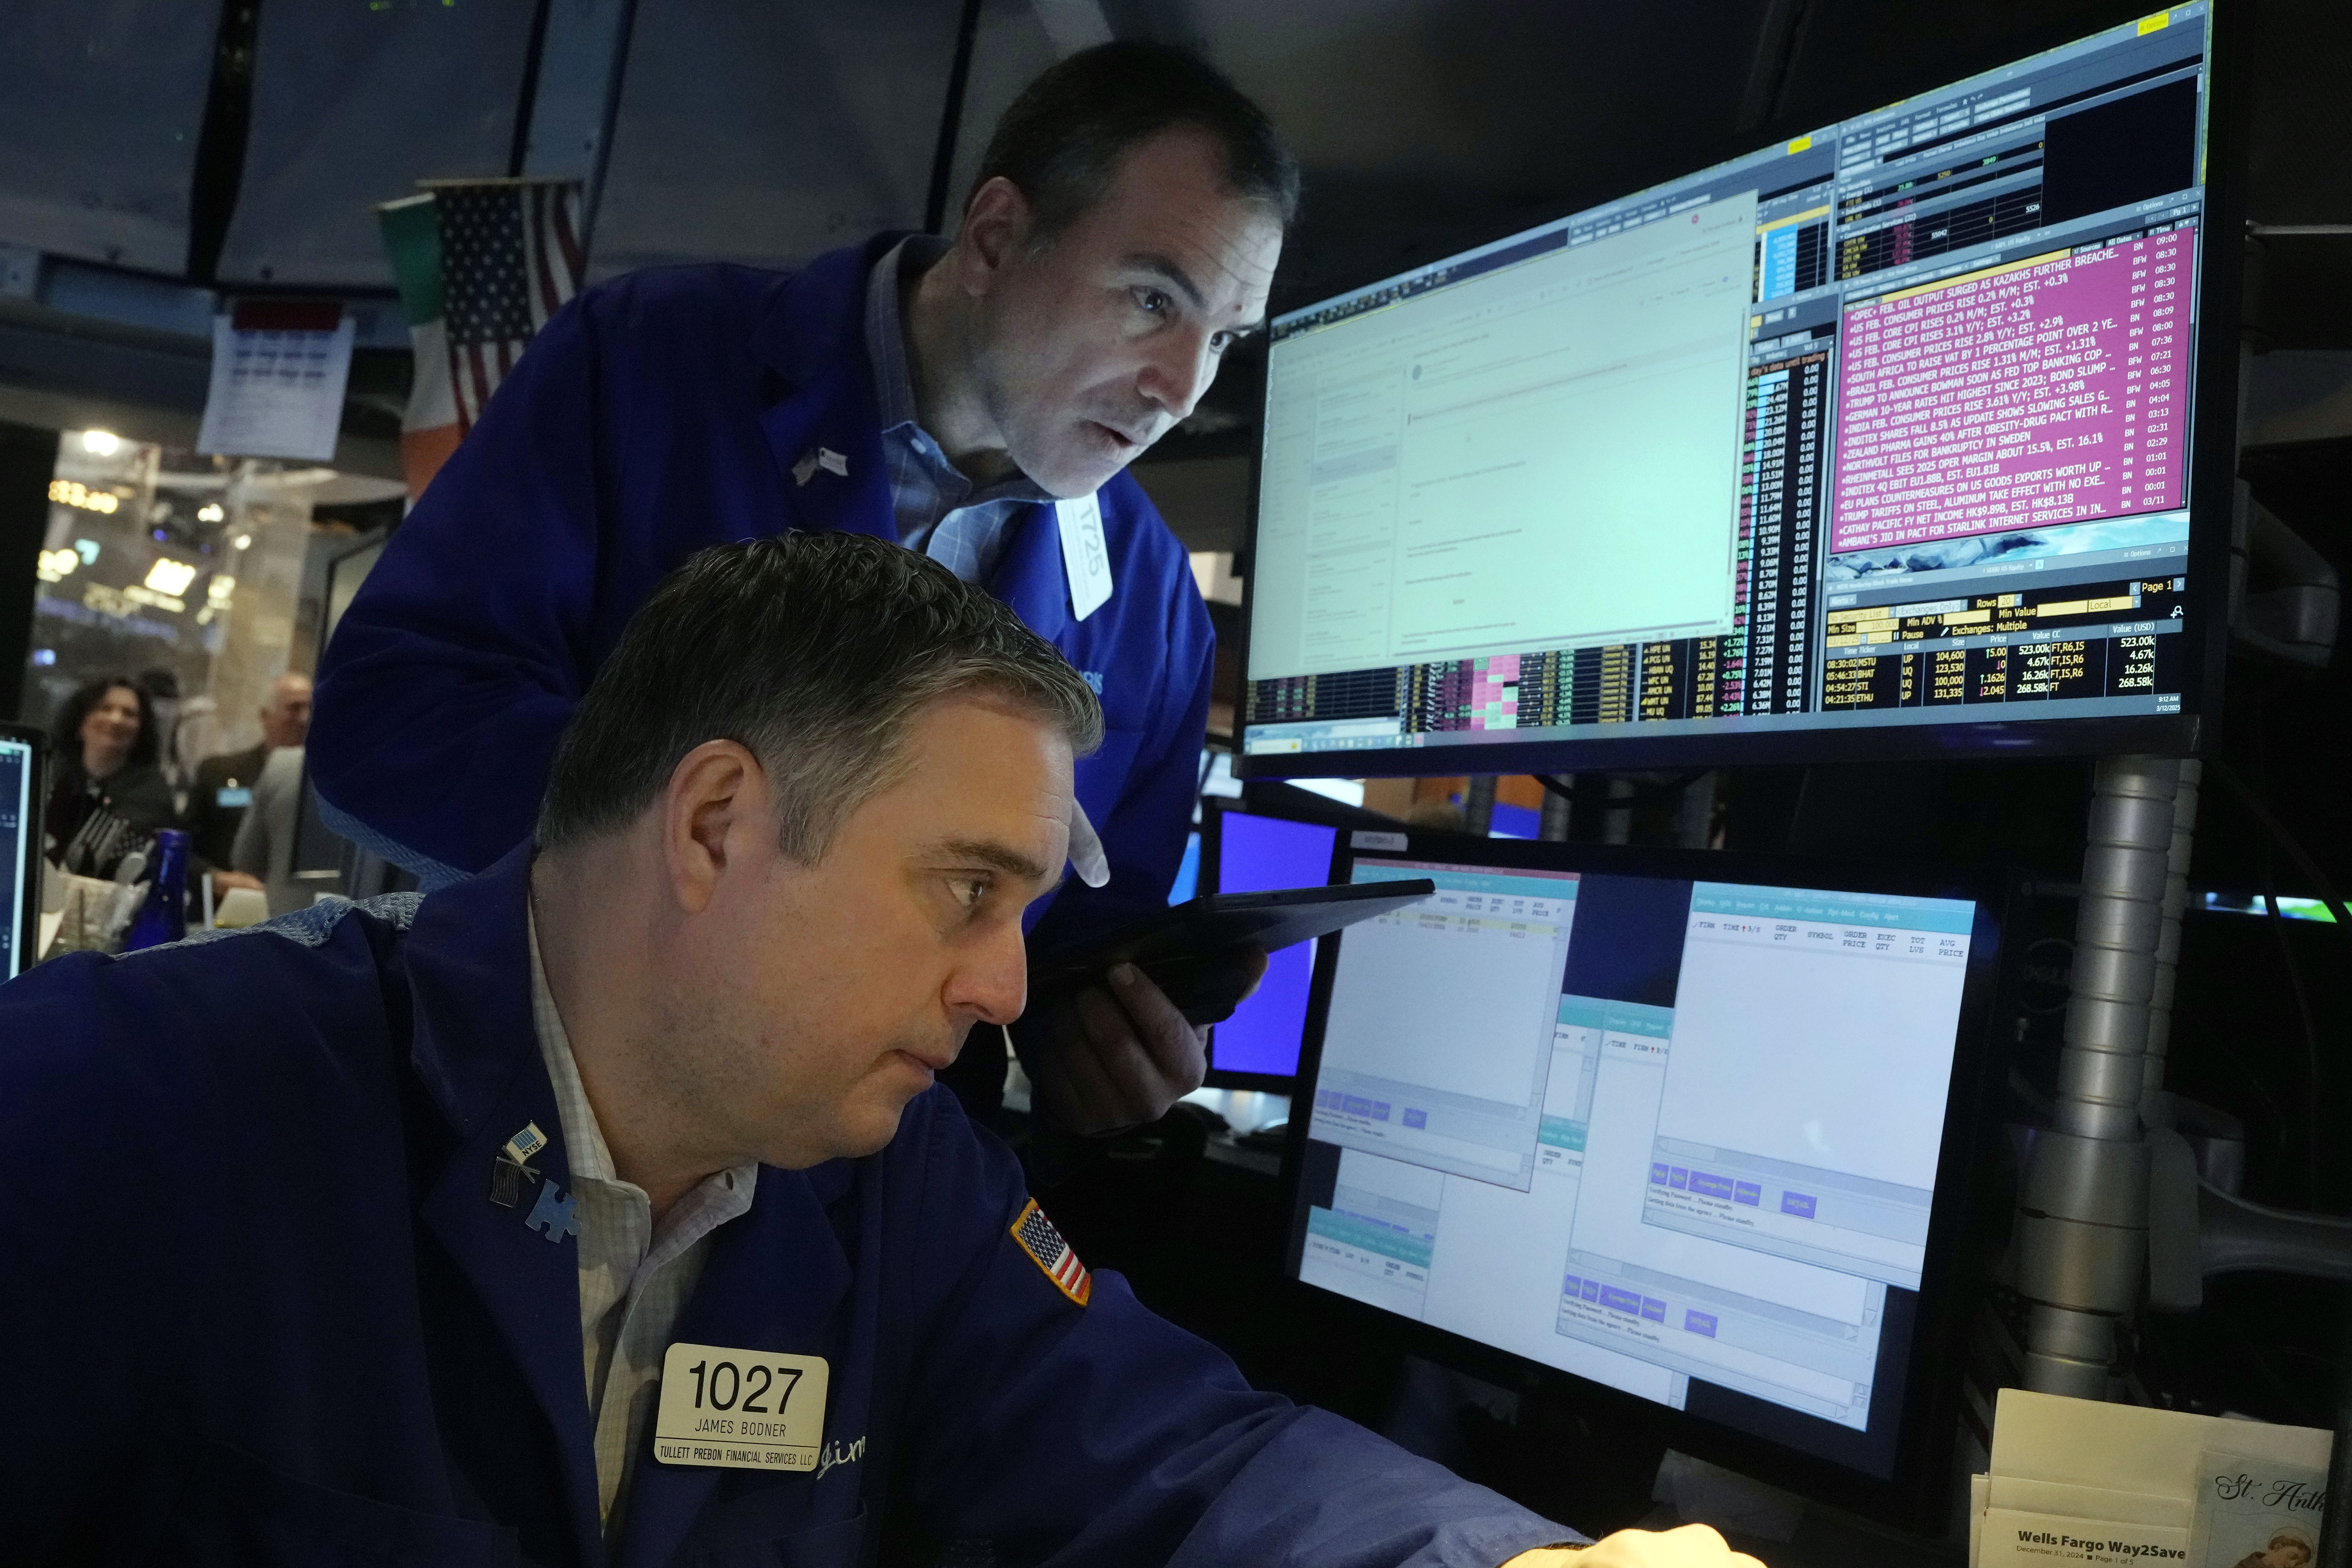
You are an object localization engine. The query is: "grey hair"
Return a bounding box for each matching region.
[535,532,1102,859]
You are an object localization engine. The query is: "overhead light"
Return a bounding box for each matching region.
[80,429,122,456]
[145,558,198,596]
[233,534,252,550]
[197,503,225,523]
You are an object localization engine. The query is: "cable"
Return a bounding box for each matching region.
[2251,702,2325,1206]
[2206,757,2352,935]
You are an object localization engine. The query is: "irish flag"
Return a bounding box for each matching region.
[375,180,583,503]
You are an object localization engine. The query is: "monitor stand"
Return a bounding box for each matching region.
[2011,755,2199,1397]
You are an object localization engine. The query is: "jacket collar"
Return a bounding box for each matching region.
[746,236,906,543]
[403,845,605,1561]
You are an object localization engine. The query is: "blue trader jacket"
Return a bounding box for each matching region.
[0,850,1570,1567]
[311,235,1211,931]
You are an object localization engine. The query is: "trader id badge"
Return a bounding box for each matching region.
[653,1343,831,1472]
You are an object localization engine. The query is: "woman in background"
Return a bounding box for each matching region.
[44,675,180,867]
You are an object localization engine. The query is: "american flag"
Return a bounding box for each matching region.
[432,179,583,432]
[1010,1199,1091,1307]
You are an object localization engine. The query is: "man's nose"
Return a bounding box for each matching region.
[1139,327,1217,423]
[949,923,1029,1029]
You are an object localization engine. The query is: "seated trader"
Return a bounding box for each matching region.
[310,42,1288,1136]
[42,674,178,869]
[0,535,1759,1568]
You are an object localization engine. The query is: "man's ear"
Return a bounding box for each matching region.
[954,176,1036,296]
[659,740,768,915]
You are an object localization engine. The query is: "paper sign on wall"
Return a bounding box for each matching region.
[198,299,355,463]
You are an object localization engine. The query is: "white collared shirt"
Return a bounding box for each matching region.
[526,913,759,1530]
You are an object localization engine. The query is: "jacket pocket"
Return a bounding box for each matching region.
[175,1438,518,1567]
[689,1505,869,1568]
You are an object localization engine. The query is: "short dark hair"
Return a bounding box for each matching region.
[52,676,159,771]
[537,533,1103,858]
[967,41,1299,240]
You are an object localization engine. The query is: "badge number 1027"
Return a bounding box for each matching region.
[654,1342,831,1472]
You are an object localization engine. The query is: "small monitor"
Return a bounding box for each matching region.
[1202,803,1340,1085]
[1282,829,2005,1522]
[2,723,48,982]
[1241,3,2240,778]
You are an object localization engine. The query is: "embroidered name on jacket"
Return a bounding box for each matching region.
[1009,1198,1091,1306]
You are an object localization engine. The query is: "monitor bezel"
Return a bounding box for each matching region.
[1278,828,2018,1530]
[1235,0,2250,782]
[1198,797,1346,1091]
[1,721,51,983]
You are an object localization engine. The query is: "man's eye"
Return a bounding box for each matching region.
[951,877,992,911]
[1133,287,1170,316]
[1209,330,1235,354]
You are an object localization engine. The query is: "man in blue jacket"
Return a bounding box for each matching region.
[0,534,1763,1568]
[311,43,1288,1133]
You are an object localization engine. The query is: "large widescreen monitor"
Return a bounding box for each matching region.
[2,723,45,982]
[1281,829,2007,1522]
[1240,4,2240,778]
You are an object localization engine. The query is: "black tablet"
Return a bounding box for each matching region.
[1030,880,1437,1023]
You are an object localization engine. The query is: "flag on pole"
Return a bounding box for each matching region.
[428,179,585,432]
[374,179,583,504]
[375,193,461,502]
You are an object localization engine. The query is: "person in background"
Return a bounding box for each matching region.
[43,676,178,868]
[186,671,313,895]
[229,739,309,918]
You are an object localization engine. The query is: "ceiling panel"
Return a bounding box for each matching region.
[0,0,221,273]
[214,0,539,287]
[588,0,971,280]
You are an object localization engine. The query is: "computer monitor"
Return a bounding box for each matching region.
[1201,803,1341,1085]
[1240,3,2241,779]
[1281,829,2007,1523]
[2,722,48,982]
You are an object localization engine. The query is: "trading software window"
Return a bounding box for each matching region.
[1298,862,1972,1433]
[1247,5,2216,760]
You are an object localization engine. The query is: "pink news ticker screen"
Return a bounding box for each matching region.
[1831,228,2192,553]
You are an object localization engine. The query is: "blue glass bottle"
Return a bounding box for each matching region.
[122,828,189,951]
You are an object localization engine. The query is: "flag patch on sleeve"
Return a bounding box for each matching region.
[1009,1198,1091,1307]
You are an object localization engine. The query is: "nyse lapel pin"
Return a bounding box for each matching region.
[816,447,849,477]
[490,1121,549,1207]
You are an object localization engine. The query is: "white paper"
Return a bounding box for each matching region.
[198,311,356,462]
[1980,1504,2192,1568]
[1990,1476,2197,1529]
[1058,492,1113,620]
[1991,1391,2332,1503]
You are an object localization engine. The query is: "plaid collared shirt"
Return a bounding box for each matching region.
[527,909,758,1533]
[863,235,1052,584]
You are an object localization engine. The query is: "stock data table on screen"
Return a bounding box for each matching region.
[1242,4,2227,771]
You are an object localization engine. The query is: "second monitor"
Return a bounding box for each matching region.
[1282,829,2009,1523]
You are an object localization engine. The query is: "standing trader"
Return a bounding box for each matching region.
[184,669,311,892]
[312,43,1284,1132]
[0,534,1760,1568]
